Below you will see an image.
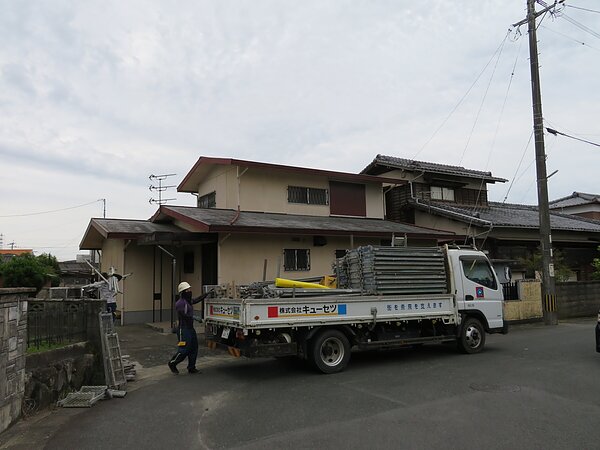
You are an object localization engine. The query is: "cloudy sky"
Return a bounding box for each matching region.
[1,1,599,260]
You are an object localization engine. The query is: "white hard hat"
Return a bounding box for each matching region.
[177,281,191,293]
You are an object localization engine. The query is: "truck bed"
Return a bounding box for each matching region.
[204,293,458,329]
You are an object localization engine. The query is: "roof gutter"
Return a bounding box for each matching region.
[409,173,493,247]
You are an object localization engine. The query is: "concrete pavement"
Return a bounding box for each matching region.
[0,322,226,450]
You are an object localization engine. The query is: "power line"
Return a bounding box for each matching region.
[561,12,600,40]
[411,31,511,160]
[540,24,600,51]
[0,199,104,218]
[503,131,534,203]
[546,127,600,147]
[458,31,508,165]
[566,4,600,14]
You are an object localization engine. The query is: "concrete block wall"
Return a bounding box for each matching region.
[0,288,34,435]
[556,281,600,319]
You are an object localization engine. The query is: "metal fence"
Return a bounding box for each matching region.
[27,300,88,350]
[502,282,519,301]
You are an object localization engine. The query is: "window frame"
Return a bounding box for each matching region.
[430,186,455,202]
[287,186,329,205]
[198,191,216,209]
[459,256,498,290]
[283,249,311,271]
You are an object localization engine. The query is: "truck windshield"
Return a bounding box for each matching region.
[460,258,497,290]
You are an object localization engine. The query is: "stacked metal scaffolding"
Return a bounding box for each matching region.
[335,246,448,295]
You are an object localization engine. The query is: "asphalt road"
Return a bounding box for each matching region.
[6,319,600,449]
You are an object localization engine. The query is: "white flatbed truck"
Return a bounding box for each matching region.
[204,246,508,373]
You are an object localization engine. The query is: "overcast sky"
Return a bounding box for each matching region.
[1,1,599,260]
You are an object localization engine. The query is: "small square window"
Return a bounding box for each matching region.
[430,186,454,201]
[198,192,216,208]
[283,249,310,271]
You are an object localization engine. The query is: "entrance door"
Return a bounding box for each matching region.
[201,242,218,286]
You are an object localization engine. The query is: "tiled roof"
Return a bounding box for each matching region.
[90,219,182,236]
[413,200,600,232]
[155,206,454,238]
[361,154,507,183]
[549,192,600,209]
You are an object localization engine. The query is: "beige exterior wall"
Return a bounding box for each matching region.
[195,165,384,218]
[197,165,238,209]
[217,233,379,285]
[414,210,477,235]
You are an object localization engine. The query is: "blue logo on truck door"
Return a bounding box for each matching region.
[476,287,485,298]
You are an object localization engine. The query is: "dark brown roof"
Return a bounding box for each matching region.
[412,200,600,233]
[153,206,454,239]
[361,154,507,183]
[178,156,406,193]
[79,218,183,249]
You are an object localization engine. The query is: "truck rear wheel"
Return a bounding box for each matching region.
[310,329,351,374]
[457,317,485,354]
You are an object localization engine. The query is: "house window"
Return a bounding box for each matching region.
[430,186,455,201]
[288,186,328,205]
[198,191,216,208]
[284,249,310,271]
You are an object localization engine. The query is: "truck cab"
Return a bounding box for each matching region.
[446,247,506,333]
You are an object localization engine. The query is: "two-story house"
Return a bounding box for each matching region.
[362,155,600,281]
[80,157,454,324]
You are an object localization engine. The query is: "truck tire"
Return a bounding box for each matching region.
[310,329,351,374]
[457,317,485,354]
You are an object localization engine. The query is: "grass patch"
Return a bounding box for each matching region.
[26,341,72,354]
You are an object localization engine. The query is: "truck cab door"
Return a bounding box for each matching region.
[457,256,504,329]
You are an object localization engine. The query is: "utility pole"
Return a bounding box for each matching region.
[513,0,560,325]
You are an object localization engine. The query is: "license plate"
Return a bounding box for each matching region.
[221,327,231,339]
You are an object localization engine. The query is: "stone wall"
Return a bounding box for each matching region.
[0,288,34,435]
[25,343,96,410]
[556,281,600,319]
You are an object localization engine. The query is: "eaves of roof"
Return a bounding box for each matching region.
[361,154,508,183]
[412,200,600,233]
[178,156,406,193]
[152,205,455,239]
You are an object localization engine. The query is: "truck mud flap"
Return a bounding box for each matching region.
[206,340,242,357]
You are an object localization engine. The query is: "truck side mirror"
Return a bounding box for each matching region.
[504,267,512,282]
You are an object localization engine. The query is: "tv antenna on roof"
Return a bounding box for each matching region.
[149,174,177,206]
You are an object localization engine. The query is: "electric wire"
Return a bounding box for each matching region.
[0,199,103,218]
[411,31,511,161]
[561,12,600,40]
[540,24,600,51]
[566,4,600,14]
[503,131,534,203]
[458,33,508,166]
[546,127,600,147]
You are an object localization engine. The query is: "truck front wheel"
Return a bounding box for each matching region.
[310,329,351,374]
[457,317,486,354]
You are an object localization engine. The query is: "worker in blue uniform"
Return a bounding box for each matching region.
[168,282,211,374]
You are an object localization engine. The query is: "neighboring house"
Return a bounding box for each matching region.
[80,157,454,324]
[549,192,600,220]
[362,155,600,281]
[0,249,33,263]
[58,260,96,286]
